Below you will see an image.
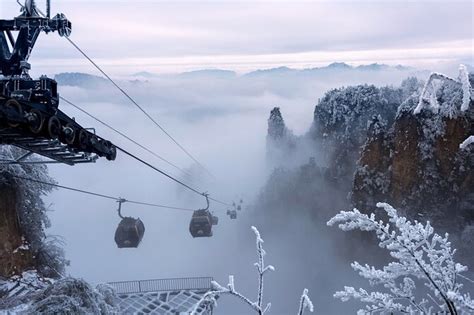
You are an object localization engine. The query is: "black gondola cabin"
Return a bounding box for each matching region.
[189,209,217,238]
[114,217,145,248]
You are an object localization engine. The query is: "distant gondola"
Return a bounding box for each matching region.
[227,209,237,219]
[114,199,145,248]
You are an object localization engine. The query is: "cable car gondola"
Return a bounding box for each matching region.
[227,209,237,219]
[237,198,243,211]
[189,194,218,238]
[114,199,145,248]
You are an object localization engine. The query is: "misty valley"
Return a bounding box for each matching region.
[0,1,473,314]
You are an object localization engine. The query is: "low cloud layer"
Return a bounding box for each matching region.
[37,65,439,313]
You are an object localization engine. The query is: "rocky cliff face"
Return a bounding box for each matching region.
[261,83,418,220]
[0,185,34,278]
[0,146,67,280]
[309,82,418,186]
[352,71,474,231]
[262,68,472,236]
[266,107,297,168]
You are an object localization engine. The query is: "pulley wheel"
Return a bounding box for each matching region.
[47,116,61,139]
[89,135,99,147]
[27,109,44,134]
[5,99,23,128]
[77,129,89,149]
[102,140,117,161]
[57,14,72,38]
[63,125,76,145]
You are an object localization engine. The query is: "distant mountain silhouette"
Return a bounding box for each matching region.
[178,69,236,78]
[132,71,157,78]
[245,63,413,77]
[53,63,420,88]
[54,72,108,87]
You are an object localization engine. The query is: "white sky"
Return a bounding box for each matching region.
[1,0,473,73]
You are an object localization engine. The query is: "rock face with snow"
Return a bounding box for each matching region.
[352,71,474,230]
[260,84,416,219]
[0,148,67,279]
[309,83,415,185]
[262,67,472,238]
[0,147,118,313]
[0,185,35,277]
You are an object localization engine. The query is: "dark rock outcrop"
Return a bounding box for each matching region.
[309,83,415,185]
[0,185,34,278]
[0,146,67,279]
[352,74,474,231]
[266,107,296,167]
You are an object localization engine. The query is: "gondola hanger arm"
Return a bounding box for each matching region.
[117,198,127,219]
[201,193,210,211]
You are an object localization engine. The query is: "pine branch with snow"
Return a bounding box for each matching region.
[297,288,314,315]
[191,226,314,315]
[327,203,474,314]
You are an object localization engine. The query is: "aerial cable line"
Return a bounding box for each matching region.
[8,174,195,212]
[116,145,204,196]
[59,96,197,182]
[115,146,233,207]
[63,37,215,179]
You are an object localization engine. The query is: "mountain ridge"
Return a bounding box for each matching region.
[53,62,421,84]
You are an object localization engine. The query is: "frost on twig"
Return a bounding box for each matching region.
[327,203,474,314]
[297,288,314,315]
[191,226,313,315]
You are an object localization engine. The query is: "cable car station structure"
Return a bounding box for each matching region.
[0,0,116,165]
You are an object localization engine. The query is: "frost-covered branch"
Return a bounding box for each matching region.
[414,64,472,115]
[327,203,473,314]
[297,288,314,315]
[191,226,313,315]
[460,136,474,150]
[252,225,273,312]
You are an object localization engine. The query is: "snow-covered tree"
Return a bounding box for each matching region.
[327,203,474,314]
[0,145,68,277]
[1,275,119,314]
[29,278,119,314]
[191,226,314,315]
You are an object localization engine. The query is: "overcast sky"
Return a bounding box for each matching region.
[1,1,473,73]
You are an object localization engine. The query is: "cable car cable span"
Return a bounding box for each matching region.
[9,174,195,212]
[115,145,232,207]
[64,37,214,179]
[60,96,196,181]
[115,145,204,196]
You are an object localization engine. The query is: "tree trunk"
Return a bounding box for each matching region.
[0,185,34,278]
